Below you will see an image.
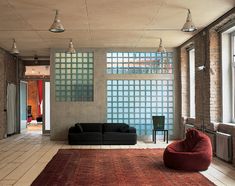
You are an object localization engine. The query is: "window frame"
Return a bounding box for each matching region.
[231,32,235,122]
[188,48,195,118]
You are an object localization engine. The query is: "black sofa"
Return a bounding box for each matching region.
[68,123,137,145]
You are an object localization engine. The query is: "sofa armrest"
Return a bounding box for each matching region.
[69,126,82,133]
[129,127,136,133]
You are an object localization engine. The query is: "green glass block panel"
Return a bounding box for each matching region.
[54,51,94,102]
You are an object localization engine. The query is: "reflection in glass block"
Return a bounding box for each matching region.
[106,52,174,74]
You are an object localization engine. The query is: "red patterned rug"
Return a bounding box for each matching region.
[32,149,215,186]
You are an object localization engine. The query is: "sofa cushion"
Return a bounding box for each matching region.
[80,123,103,132]
[119,125,129,132]
[103,123,129,132]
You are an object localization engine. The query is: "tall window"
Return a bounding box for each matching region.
[189,49,195,117]
[232,32,235,121]
[222,29,235,122]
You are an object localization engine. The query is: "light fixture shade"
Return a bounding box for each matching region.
[181,9,197,32]
[11,39,20,54]
[67,39,76,53]
[49,10,65,33]
[157,38,166,53]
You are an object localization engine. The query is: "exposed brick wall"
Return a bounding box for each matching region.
[27,80,38,120]
[0,49,17,139]
[209,30,221,124]
[194,32,211,129]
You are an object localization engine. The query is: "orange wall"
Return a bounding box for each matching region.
[27,80,38,119]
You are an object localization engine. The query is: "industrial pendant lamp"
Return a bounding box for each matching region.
[49,9,65,33]
[10,39,20,54]
[67,39,76,53]
[157,38,166,53]
[181,9,197,32]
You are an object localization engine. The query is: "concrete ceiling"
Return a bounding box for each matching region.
[0,0,234,57]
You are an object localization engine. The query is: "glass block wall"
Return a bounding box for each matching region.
[54,52,94,101]
[106,52,173,74]
[107,80,174,135]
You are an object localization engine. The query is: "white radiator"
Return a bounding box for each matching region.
[216,132,232,162]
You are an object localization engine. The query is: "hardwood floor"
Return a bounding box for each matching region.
[0,131,235,186]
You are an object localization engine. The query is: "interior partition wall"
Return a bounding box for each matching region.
[106,52,174,137]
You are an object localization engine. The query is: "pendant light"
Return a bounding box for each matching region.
[49,9,65,33]
[10,39,20,54]
[157,38,166,53]
[181,9,197,32]
[67,39,76,53]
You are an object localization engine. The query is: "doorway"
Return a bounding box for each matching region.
[20,79,50,134]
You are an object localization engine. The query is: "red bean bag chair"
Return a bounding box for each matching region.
[163,128,212,171]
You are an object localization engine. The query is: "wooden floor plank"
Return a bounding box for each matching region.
[0,130,235,186]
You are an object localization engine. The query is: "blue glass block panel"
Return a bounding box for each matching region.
[106,80,174,136]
